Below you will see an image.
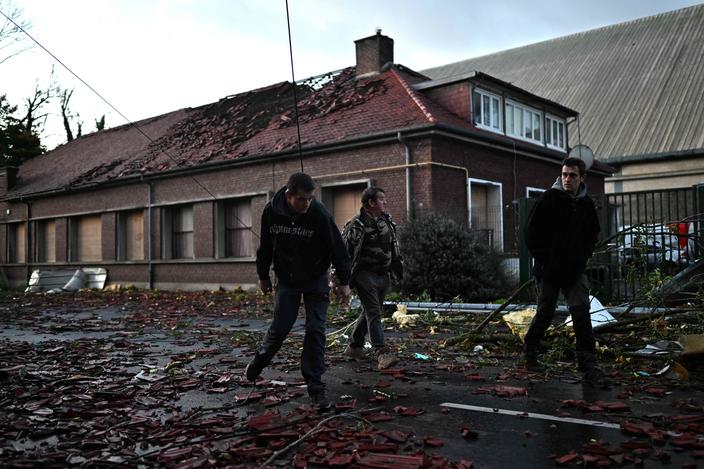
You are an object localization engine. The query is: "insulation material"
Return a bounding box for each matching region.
[391,304,419,328]
[563,296,616,330]
[25,268,107,293]
[502,308,536,341]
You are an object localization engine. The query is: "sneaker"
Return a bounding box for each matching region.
[310,392,332,412]
[245,355,265,382]
[343,345,367,360]
[523,351,544,372]
[525,359,545,373]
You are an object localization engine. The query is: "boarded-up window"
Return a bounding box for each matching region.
[225,199,252,258]
[170,206,194,259]
[75,216,102,261]
[121,210,144,261]
[37,220,56,262]
[9,222,26,263]
[322,183,367,232]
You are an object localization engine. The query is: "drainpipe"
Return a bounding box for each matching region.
[147,181,153,289]
[22,199,31,284]
[397,132,413,219]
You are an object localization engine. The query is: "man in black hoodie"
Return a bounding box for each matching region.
[524,157,604,384]
[246,173,351,410]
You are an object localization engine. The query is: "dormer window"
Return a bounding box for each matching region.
[505,100,542,144]
[472,88,502,133]
[545,114,566,151]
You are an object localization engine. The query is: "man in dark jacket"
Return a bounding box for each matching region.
[524,157,604,383]
[246,173,351,410]
[341,187,403,370]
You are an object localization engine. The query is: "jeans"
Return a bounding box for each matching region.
[254,274,329,395]
[523,273,596,370]
[350,270,389,349]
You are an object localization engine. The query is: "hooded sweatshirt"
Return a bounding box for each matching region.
[256,187,351,286]
[525,177,600,287]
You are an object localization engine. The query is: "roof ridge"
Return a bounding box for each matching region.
[390,67,436,123]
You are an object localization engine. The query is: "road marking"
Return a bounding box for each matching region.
[440,402,621,429]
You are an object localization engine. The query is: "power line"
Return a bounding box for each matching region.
[0,7,259,239]
[285,0,304,173]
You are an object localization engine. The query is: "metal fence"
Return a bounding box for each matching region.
[519,185,704,302]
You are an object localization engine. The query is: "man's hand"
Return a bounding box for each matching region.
[335,285,351,304]
[258,278,272,294]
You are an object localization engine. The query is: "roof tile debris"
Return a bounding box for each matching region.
[10,65,463,197]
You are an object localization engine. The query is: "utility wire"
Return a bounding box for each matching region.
[0,8,259,239]
[284,0,305,173]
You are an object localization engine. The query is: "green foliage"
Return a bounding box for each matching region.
[397,214,511,302]
[0,94,43,166]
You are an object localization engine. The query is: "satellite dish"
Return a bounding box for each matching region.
[569,144,594,171]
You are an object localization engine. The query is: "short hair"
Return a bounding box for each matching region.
[361,187,385,207]
[286,173,315,194]
[562,157,587,176]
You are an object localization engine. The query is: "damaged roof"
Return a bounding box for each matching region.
[8,66,471,198]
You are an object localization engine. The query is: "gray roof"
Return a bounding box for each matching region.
[422,4,704,164]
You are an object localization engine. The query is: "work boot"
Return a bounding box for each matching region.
[523,348,544,372]
[310,391,332,412]
[343,345,367,360]
[244,354,267,382]
[582,366,611,388]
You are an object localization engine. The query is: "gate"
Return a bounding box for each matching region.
[519,185,703,302]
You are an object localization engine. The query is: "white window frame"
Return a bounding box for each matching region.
[526,187,546,198]
[505,99,542,144]
[472,88,503,134]
[545,114,567,151]
[467,178,504,252]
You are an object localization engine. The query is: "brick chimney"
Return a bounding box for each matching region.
[0,166,18,196]
[355,29,394,78]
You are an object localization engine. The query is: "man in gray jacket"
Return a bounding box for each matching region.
[342,187,403,370]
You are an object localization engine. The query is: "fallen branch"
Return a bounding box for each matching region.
[443,278,534,346]
[594,308,693,334]
[474,278,535,334]
[444,333,517,346]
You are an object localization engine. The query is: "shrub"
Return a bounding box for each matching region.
[397,214,510,302]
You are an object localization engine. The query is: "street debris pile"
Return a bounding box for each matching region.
[1,286,704,467]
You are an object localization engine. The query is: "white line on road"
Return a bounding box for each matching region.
[440,402,621,429]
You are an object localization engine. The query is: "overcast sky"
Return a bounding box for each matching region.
[1,0,702,149]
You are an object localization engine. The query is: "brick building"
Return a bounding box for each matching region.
[0,32,611,290]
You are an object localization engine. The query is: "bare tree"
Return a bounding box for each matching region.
[95,115,105,131]
[59,87,83,142]
[0,0,31,65]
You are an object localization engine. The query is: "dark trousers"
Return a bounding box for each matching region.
[523,273,597,370]
[350,270,389,349]
[254,274,329,395]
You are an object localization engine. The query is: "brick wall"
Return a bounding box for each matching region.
[0,134,606,288]
[425,82,471,121]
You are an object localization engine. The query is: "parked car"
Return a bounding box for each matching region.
[617,222,695,273]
